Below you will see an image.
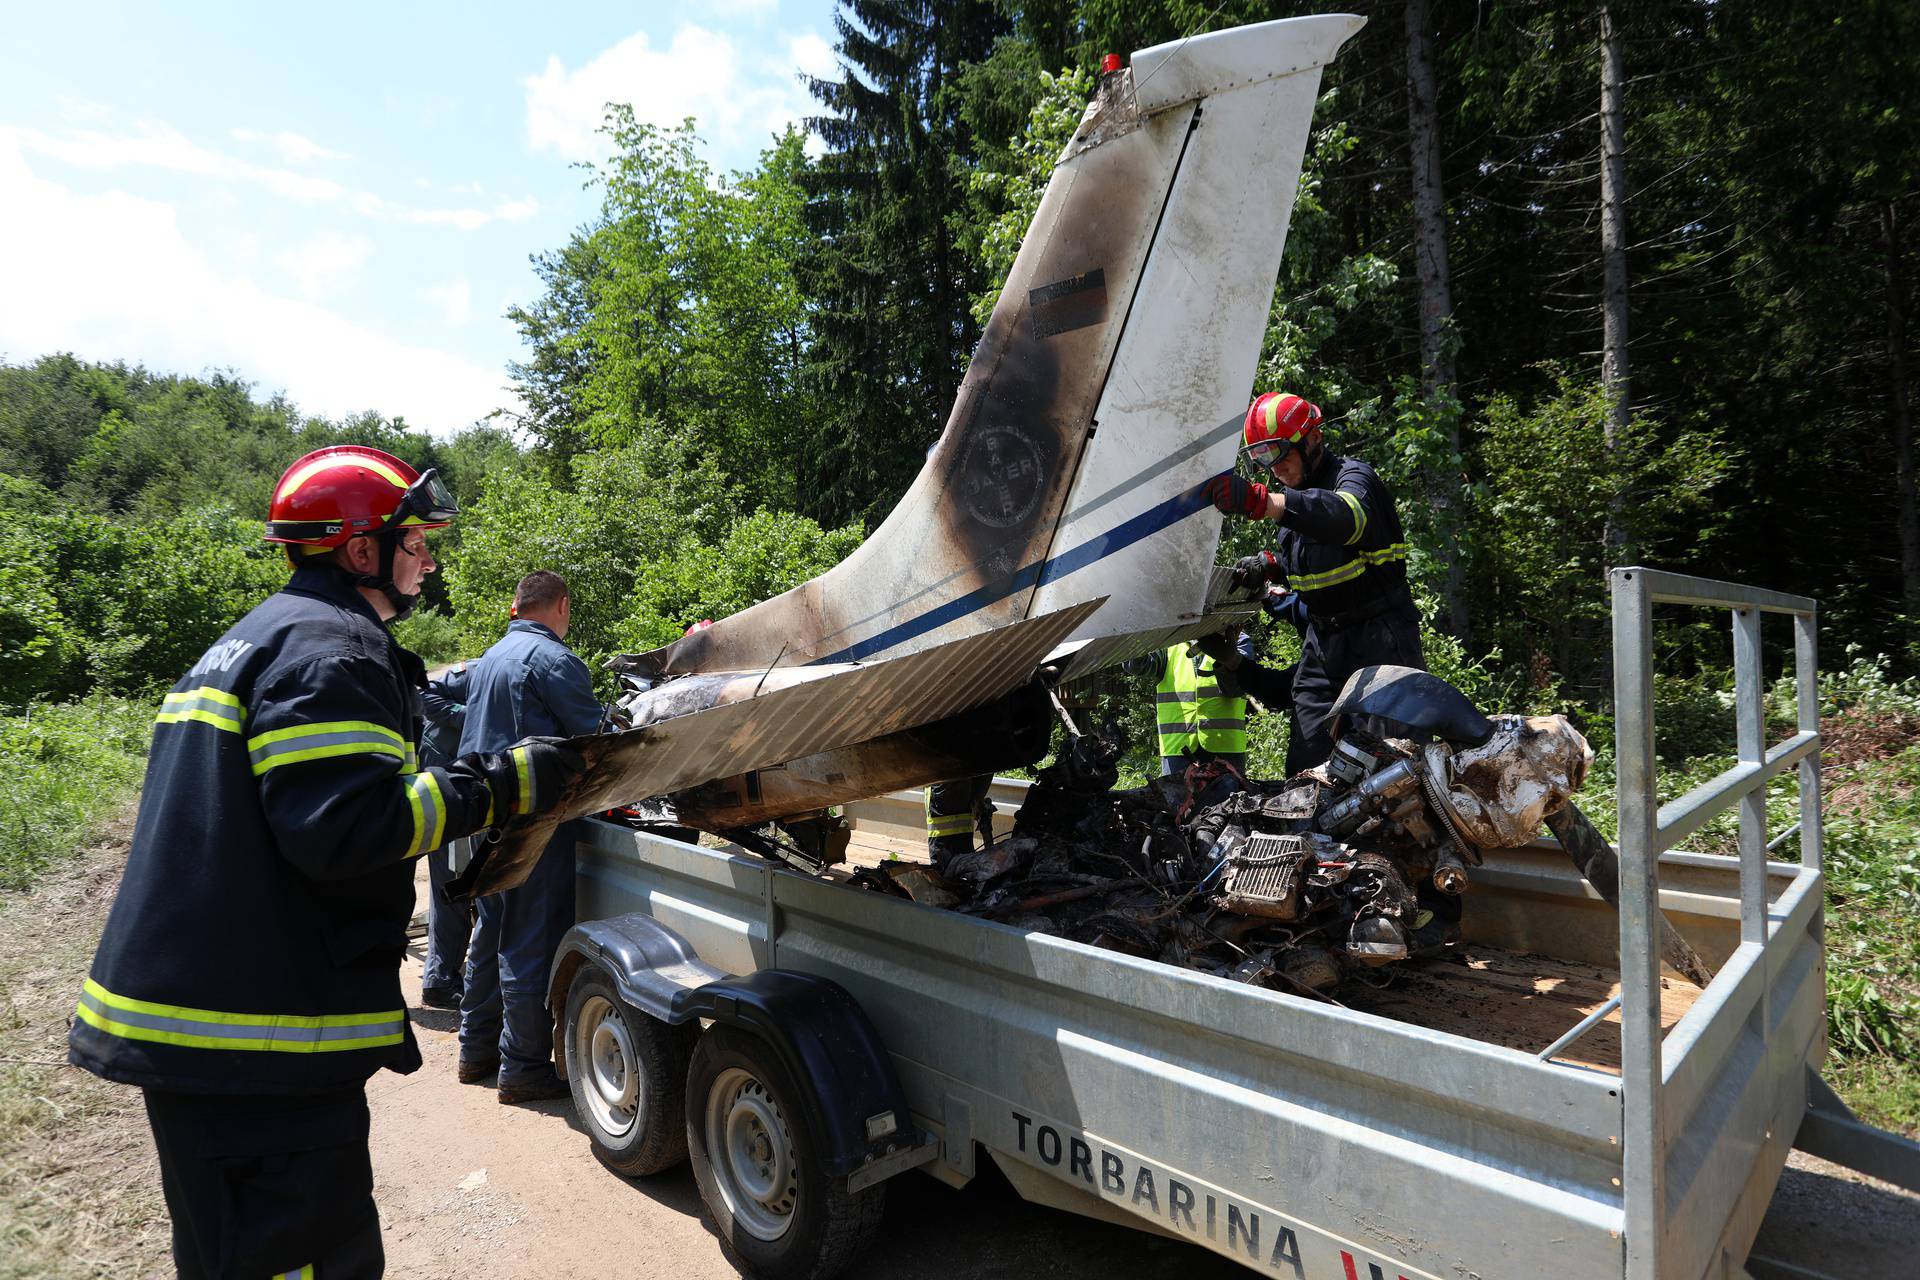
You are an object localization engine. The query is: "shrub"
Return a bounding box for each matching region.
[391,607,467,666]
[0,696,152,890]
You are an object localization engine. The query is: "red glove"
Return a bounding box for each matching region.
[1205,474,1270,518]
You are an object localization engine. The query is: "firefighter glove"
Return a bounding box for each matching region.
[1192,630,1243,669]
[1205,474,1269,519]
[1231,551,1284,592]
[465,736,585,825]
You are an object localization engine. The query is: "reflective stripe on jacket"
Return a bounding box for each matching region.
[925,800,975,839]
[1154,643,1247,757]
[69,565,496,1094]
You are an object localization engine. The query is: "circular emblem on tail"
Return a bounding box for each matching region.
[959,426,1046,529]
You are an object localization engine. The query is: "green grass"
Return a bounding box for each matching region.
[0,698,169,1272]
[1827,1055,1920,1139]
[0,696,152,891]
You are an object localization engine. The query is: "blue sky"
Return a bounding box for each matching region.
[0,2,839,435]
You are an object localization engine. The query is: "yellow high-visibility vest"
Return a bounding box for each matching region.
[1154,643,1247,757]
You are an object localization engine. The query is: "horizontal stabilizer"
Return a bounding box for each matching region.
[1048,565,1261,679]
[462,599,1103,895]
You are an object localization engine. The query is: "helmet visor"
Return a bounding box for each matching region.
[397,467,459,526]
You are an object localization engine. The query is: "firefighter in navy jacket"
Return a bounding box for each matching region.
[68,446,582,1279]
[1208,393,1426,775]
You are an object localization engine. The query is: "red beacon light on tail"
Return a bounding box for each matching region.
[1101,53,1122,73]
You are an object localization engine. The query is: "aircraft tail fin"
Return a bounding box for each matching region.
[630,14,1365,681]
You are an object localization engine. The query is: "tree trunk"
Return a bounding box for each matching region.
[1403,0,1471,643]
[1885,202,1920,605]
[1599,6,1631,562]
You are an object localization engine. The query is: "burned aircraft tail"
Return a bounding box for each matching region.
[627,14,1366,682]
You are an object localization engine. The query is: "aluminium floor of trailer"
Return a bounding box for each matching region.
[841,830,1702,1075]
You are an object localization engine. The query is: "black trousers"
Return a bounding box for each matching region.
[143,1086,384,1279]
[1286,609,1426,776]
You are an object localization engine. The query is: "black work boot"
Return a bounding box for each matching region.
[497,1068,569,1105]
[456,1056,499,1084]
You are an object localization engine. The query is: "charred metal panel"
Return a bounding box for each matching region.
[674,682,1052,829]
[548,16,1364,863]
[609,14,1364,688]
[1129,15,1364,115]
[466,600,1100,895]
[1051,566,1258,679]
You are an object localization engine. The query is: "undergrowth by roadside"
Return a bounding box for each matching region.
[0,696,151,891]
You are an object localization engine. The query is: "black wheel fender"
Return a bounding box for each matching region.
[672,970,921,1182]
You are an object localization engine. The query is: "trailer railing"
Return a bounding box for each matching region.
[1610,568,1824,1280]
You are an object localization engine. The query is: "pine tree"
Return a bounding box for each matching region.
[799,0,1009,528]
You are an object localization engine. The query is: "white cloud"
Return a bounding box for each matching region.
[426,278,473,326]
[231,127,350,165]
[0,139,510,434]
[276,230,372,300]
[361,196,539,231]
[3,121,345,202]
[3,121,532,232]
[524,23,819,164]
[55,96,113,124]
[490,196,540,223]
[789,33,836,82]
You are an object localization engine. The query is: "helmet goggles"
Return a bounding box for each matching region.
[1241,437,1297,474]
[393,467,459,528]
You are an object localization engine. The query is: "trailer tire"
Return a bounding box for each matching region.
[563,965,690,1177]
[686,1024,886,1280]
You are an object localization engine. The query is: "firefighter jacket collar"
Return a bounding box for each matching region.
[287,563,387,627]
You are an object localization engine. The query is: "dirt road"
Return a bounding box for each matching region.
[4,837,1916,1279]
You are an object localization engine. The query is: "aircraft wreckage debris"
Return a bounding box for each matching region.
[840,687,1705,1001]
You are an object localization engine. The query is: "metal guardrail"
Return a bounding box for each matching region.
[1610,568,1823,1280]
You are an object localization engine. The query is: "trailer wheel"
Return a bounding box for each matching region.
[563,965,690,1176]
[686,1025,886,1280]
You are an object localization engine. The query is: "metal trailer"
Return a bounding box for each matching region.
[545,570,1920,1280]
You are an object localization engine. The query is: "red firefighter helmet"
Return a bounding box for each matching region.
[1241,392,1323,471]
[264,446,457,547]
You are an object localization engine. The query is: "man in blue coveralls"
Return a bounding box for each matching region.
[456,570,606,1103]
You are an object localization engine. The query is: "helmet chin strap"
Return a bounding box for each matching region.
[354,527,420,621]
